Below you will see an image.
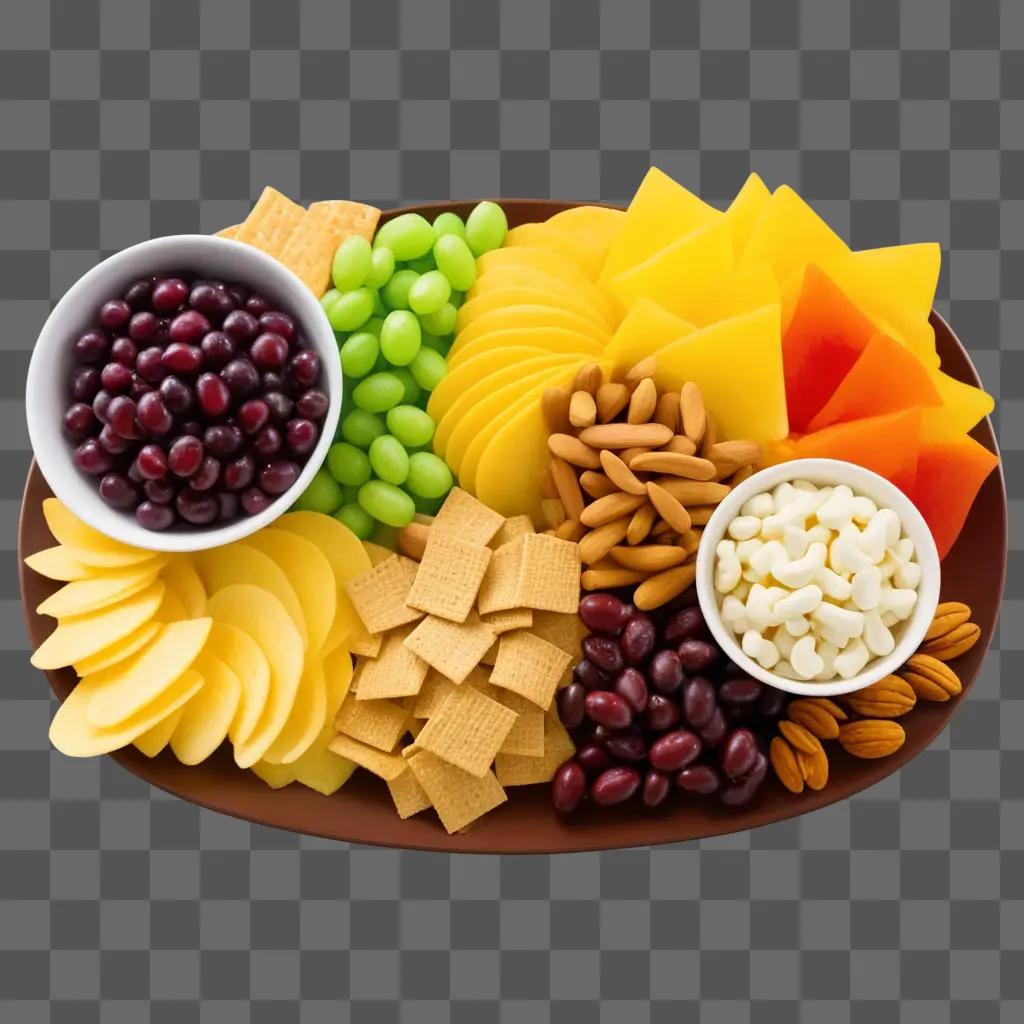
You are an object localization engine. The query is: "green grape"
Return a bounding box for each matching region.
[358,479,416,527]
[408,270,452,316]
[326,441,372,486]
[374,213,435,261]
[294,468,344,514]
[465,200,508,256]
[380,309,422,366]
[391,367,422,405]
[326,287,374,332]
[362,316,384,337]
[371,290,387,317]
[450,290,464,307]
[382,268,419,310]
[433,234,477,292]
[352,371,405,413]
[340,484,360,505]
[332,235,372,291]
[320,289,341,315]
[368,434,410,485]
[386,405,436,448]
[405,452,454,499]
[433,211,467,241]
[409,346,448,391]
[420,332,451,354]
[365,246,395,289]
[339,331,379,378]
[420,302,457,336]
[334,502,374,540]
[405,254,436,274]
[412,491,446,516]
[340,409,386,448]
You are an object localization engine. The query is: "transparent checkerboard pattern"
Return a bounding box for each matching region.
[0,0,1020,1019]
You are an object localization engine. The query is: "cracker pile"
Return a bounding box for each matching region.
[331,488,583,833]
[216,186,380,296]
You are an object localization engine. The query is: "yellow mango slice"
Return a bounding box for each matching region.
[31,581,165,670]
[25,546,110,582]
[669,263,781,328]
[930,368,995,433]
[41,499,161,569]
[322,644,354,722]
[544,205,625,267]
[601,166,721,283]
[848,242,940,320]
[604,299,695,370]
[457,286,610,332]
[50,668,203,757]
[504,222,603,279]
[74,620,161,677]
[449,326,603,370]
[468,266,616,330]
[36,563,160,618]
[133,706,184,758]
[606,218,735,319]
[451,304,609,354]
[195,542,307,647]
[160,558,207,618]
[154,587,187,623]
[205,621,271,745]
[170,655,241,765]
[251,759,297,789]
[261,659,327,765]
[207,585,304,769]
[723,172,771,257]
[652,305,788,443]
[244,529,336,655]
[292,726,357,794]
[83,617,213,727]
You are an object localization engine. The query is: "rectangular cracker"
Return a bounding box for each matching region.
[387,767,432,819]
[334,697,408,752]
[354,627,429,701]
[476,536,525,616]
[348,629,383,659]
[403,611,496,684]
[495,690,546,757]
[531,610,586,660]
[489,630,573,710]
[214,224,239,238]
[415,684,516,777]
[407,532,491,624]
[343,555,422,634]
[278,199,380,296]
[406,749,507,834]
[491,515,535,549]
[481,607,533,635]
[495,713,576,787]
[431,488,505,546]
[233,186,306,258]
[513,533,581,614]
[411,669,458,718]
[363,542,394,567]
[328,734,405,780]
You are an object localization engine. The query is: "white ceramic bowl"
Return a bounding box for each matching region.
[25,235,340,552]
[695,458,940,697]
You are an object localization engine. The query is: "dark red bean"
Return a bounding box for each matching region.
[176,486,218,525]
[648,649,683,694]
[590,766,641,806]
[644,694,681,733]
[719,728,758,780]
[73,438,113,475]
[556,682,586,729]
[99,299,132,331]
[136,501,174,530]
[581,635,624,674]
[677,639,719,672]
[643,770,671,808]
[100,361,132,394]
[604,735,647,762]
[162,342,202,374]
[71,367,102,402]
[573,660,607,691]
[259,310,296,343]
[613,668,648,713]
[682,676,716,729]
[136,444,168,480]
[552,760,586,814]
[189,456,221,492]
[152,277,189,312]
[200,330,235,367]
[110,337,137,366]
[756,686,787,718]
[721,752,768,806]
[62,403,96,442]
[719,678,763,706]
[620,613,656,665]
[222,309,260,344]
[576,744,611,775]
[107,395,140,439]
[664,606,707,644]
[196,372,231,417]
[97,423,129,454]
[74,328,109,363]
[676,764,722,795]
[99,472,139,510]
[584,690,632,730]
[698,706,728,747]
[168,435,204,477]
[649,729,702,772]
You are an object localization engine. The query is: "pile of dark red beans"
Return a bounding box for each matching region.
[553,588,789,814]
[63,274,328,530]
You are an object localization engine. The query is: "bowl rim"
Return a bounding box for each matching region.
[695,457,941,697]
[25,233,341,553]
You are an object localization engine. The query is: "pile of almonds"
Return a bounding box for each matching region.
[769,601,980,794]
[541,361,761,610]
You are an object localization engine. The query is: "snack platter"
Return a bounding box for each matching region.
[18,176,1006,853]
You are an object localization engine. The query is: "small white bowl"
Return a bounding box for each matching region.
[695,458,940,697]
[26,235,340,553]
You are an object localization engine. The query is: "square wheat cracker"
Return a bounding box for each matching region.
[490,630,572,710]
[481,607,533,635]
[491,515,535,549]
[363,541,394,566]
[531,610,587,659]
[513,533,581,614]
[476,536,525,615]
[343,555,421,634]
[431,488,505,546]
[495,713,576,786]
[403,612,495,684]
[495,690,545,757]
[415,685,516,777]
[348,629,383,659]
[233,186,305,258]
[407,532,491,623]
[411,670,458,718]
[354,628,428,701]
[214,224,239,238]
[328,734,405,780]
[406,749,507,834]
[387,767,432,819]
[334,697,408,752]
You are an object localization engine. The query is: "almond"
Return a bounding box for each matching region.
[542,498,566,529]
[625,356,658,386]
[578,517,631,565]
[540,462,558,498]
[580,490,647,527]
[653,477,731,506]
[900,653,962,701]
[599,449,647,496]
[770,736,804,794]
[626,502,657,546]
[778,719,822,756]
[646,481,692,534]
[797,745,829,790]
[596,382,629,423]
[633,560,697,610]
[542,387,572,433]
[699,414,718,457]
[687,506,717,526]
[574,362,604,395]
[654,392,681,432]
[609,545,688,572]
[578,422,674,449]
[795,696,848,722]
[924,601,971,641]
[680,529,702,555]
[630,452,717,480]
[397,521,429,561]
[661,434,698,456]
[842,675,916,718]
[786,701,840,740]
[729,464,755,486]
[579,471,618,499]
[582,566,647,590]
[838,719,906,759]
[680,382,705,443]
[920,622,980,662]
[568,390,597,429]
[627,377,658,424]
[548,432,601,469]
[554,518,585,543]
[619,446,653,467]
[707,440,761,472]
[550,456,586,520]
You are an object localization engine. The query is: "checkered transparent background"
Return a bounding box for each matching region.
[0,1,1020,1020]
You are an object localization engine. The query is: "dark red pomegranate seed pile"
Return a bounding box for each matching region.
[552,588,789,814]
[63,274,328,530]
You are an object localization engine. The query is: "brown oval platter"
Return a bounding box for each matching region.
[18,199,1006,854]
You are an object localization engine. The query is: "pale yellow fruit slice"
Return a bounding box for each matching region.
[205,621,271,746]
[458,286,610,332]
[31,581,165,670]
[170,655,242,765]
[448,326,603,371]
[544,205,625,267]
[25,546,102,582]
[42,499,162,569]
[322,644,354,723]
[251,760,297,789]
[468,265,616,330]
[154,587,187,623]
[160,558,207,617]
[261,658,327,765]
[74,620,161,678]
[133,706,184,758]
[451,304,609,356]
[504,222,604,279]
[36,563,161,619]
[292,726,357,795]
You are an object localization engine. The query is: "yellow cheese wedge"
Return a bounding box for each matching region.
[41,499,161,569]
[848,242,941,320]
[544,205,625,267]
[74,620,161,677]
[170,655,241,765]
[261,658,327,765]
[604,299,695,370]
[723,172,771,258]
[36,563,160,618]
[205,621,271,746]
[930,368,995,433]
[160,558,207,618]
[133,706,184,758]
[449,325,603,371]
[671,263,781,328]
[25,545,111,582]
[31,581,165,670]
[457,285,611,332]
[451,303,610,354]
[504,222,604,279]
